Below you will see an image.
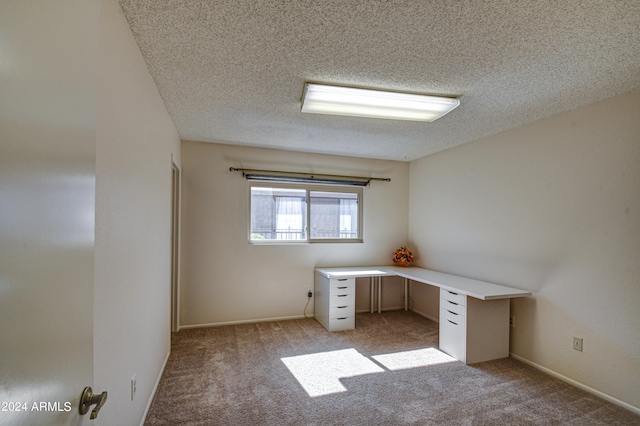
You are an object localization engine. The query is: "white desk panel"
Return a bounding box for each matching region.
[316,266,531,300]
[315,267,397,279]
[384,266,531,300]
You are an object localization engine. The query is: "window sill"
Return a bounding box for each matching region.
[249,239,363,245]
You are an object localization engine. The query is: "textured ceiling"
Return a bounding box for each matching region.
[118,1,640,161]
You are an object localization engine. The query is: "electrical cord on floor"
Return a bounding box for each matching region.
[304,290,312,318]
[407,295,414,310]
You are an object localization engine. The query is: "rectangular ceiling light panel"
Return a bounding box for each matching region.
[301,83,459,122]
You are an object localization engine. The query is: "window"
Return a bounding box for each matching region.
[250,184,362,243]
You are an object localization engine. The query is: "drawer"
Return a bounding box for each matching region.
[439,308,466,361]
[331,286,355,297]
[330,277,355,289]
[330,305,354,318]
[441,288,466,306]
[329,316,355,331]
[440,306,465,325]
[330,292,355,306]
[441,297,466,316]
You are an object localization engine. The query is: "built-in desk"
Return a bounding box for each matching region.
[314,266,532,364]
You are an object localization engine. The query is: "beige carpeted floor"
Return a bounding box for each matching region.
[144,311,639,425]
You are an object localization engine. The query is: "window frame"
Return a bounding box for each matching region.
[248,181,363,244]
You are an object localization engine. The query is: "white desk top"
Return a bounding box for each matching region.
[315,266,397,278]
[315,266,531,301]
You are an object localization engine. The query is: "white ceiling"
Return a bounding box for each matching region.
[118,1,640,161]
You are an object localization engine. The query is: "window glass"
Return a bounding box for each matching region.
[310,191,358,239]
[250,185,361,243]
[250,187,306,241]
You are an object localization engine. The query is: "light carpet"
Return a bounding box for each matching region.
[145,311,639,425]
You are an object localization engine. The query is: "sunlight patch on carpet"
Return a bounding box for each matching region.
[372,347,456,371]
[281,348,384,397]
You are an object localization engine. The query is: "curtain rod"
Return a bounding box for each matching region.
[229,167,391,185]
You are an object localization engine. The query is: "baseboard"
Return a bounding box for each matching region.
[180,314,314,329]
[353,307,440,324]
[181,308,440,329]
[183,309,421,328]
[510,353,640,416]
[140,349,171,426]
[408,307,439,324]
[355,307,406,314]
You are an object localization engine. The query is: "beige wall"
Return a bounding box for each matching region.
[180,141,409,327]
[94,1,181,425]
[408,89,640,410]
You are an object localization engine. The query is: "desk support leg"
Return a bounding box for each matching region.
[378,276,382,314]
[370,277,374,314]
[404,278,408,311]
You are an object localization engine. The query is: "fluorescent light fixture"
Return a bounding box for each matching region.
[301,83,460,122]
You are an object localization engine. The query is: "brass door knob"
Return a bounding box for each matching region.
[79,386,108,419]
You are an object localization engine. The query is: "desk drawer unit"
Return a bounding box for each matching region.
[439,288,510,364]
[314,273,356,331]
[439,289,467,362]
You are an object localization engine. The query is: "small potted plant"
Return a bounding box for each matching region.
[392,245,414,266]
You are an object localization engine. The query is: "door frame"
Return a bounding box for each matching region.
[170,159,181,332]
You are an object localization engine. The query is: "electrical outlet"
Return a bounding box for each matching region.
[573,337,583,352]
[131,374,137,400]
[307,289,313,298]
[509,315,515,328]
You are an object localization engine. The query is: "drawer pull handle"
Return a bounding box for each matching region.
[447,301,458,306]
[337,286,348,289]
[447,310,458,315]
[337,306,348,309]
[447,291,459,295]
[338,279,348,281]
[447,319,458,325]
[337,294,347,297]
[337,317,348,320]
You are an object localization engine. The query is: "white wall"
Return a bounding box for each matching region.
[180,141,409,327]
[408,89,640,410]
[94,1,181,425]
